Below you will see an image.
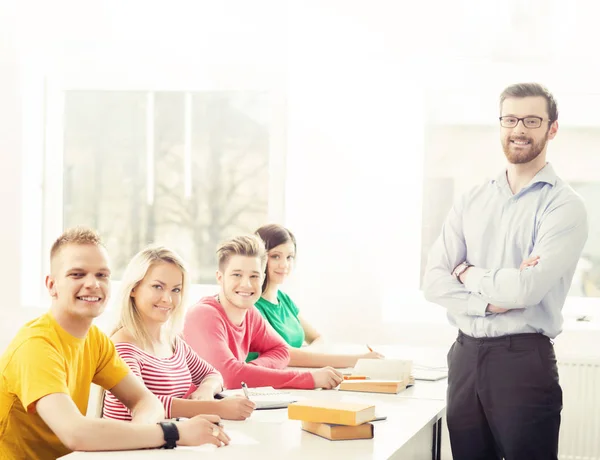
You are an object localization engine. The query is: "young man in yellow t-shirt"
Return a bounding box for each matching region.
[0,227,230,460]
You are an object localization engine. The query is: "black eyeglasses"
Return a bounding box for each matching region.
[499,116,550,129]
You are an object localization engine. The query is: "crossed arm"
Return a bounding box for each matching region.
[460,256,539,313]
[423,194,588,316]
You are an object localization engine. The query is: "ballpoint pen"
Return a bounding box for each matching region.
[240,381,251,399]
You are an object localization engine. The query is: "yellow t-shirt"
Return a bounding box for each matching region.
[0,313,130,460]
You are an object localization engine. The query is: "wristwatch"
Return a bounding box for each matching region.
[452,262,472,283]
[157,421,179,449]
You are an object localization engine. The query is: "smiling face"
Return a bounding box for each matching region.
[130,262,183,326]
[217,255,263,311]
[500,96,558,165]
[266,242,296,286]
[46,243,111,320]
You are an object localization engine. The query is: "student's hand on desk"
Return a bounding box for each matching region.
[359,351,385,360]
[177,415,230,447]
[311,367,344,389]
[217,396,256,420]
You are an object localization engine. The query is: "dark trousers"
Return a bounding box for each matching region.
[446,331,562,460]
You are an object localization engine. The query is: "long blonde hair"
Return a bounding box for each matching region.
[111,245,189,350]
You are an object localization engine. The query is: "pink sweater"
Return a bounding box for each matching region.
[183,296,315,390]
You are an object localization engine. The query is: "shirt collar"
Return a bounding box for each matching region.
[492,162,558,192]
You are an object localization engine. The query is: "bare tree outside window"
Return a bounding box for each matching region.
[62,90,270,283]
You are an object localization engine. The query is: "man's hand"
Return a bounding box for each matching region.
[458,266,472,284]
[177,415,230,447]
[486,304,509,314]
[520,255,540,271]
[311,367,344,389]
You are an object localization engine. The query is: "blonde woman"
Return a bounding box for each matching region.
[103,245,255,421]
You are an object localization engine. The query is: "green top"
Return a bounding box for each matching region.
[246,290,305,362]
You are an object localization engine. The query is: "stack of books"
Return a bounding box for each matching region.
[288,400,376,441]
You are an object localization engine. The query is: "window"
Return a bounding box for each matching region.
[59,90,272,283]
[25,85,285,311]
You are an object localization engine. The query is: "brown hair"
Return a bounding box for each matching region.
[500,83,558,123]
[216,234,267,272]
[50,227,105,268]
[255,224,296,293]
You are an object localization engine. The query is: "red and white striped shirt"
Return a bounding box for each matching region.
[102,336,222,420]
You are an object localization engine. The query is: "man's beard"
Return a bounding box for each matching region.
[502,132,549,164]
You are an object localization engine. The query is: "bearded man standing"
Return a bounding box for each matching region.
[423,83,588,460]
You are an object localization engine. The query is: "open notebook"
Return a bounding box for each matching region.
[412,368,448,381]
[217,386,298,410]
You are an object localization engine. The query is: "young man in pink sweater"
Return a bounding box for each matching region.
[183,234,343,390]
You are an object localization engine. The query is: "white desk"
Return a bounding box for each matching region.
[63,345,449,460]
[400,379,447,402]
[62,389,445,460]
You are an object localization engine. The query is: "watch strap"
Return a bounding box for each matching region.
[453,262,472,281]
[158,421,179,449]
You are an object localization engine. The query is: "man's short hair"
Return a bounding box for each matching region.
[50,227,104,265]
[500,82,558,122]
[216,234,267,272]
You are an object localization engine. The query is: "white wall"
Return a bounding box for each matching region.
[0,4,29,342]
[283,2,441,344]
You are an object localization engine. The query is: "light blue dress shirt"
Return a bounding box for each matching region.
[423,163,588,338]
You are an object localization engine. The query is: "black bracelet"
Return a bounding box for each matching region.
[157,421,179,449]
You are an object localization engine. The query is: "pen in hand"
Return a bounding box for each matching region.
[240,381,251,399]
[365,344,385,359]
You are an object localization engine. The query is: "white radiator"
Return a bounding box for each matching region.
[558,359,600,460]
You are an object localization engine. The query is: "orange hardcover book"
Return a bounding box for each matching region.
[338,379,406,394]
[288,400,376,426]
[301,421,374,440]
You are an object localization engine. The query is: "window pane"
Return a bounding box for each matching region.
[63,90,270,283]
[569,182,600,297]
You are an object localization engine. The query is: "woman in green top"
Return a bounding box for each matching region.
[252,224,383,368]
